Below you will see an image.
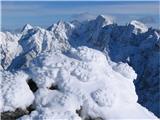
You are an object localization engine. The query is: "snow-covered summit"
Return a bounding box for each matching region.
[0,32,22,69]
[21,24,33,33]
[48,20,75,39]
[129,20,148,33]
[96,15,114,26]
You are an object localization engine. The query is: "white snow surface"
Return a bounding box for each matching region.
[19,46,156,120]
[0,32,22,69]
[130,20,148,33]
[21,24,33,33]
[0,71,34,112]
[0,15,159,119]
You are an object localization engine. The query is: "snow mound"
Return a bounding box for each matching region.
[0,71,34,112]
[91,87,115,107]
[20,88,81,120]
[69,46,106,62]
[23,46,157,119]
[19,89,81,120]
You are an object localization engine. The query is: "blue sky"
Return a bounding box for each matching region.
[1,1,159,31]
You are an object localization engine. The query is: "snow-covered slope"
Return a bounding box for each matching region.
[7,22,72,70]
[0,15,159,119]
[18,46,156,119]
[0,32,22,70]
[80,19,160,117]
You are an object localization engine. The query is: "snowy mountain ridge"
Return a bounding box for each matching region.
[0,15,160,119]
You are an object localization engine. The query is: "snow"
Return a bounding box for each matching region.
[130,20,148,33]
[18,46,156,119]
[0,32,22,69]
[0,15,159,119]
[112,62,137,80]
[0,71,34,112]
[20,88,81,120]
[21,24,33,33]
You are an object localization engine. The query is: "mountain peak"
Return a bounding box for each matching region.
[129,20,148,33]
[21,24,33,33]
[96,15,106,20]
[47,24,57,31]
[95,15,113,26]
[57,20,64,25]
[96,15,107,22]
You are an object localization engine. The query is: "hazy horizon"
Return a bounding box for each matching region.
[1,1,159,31]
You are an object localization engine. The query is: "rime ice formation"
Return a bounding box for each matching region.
[0,15,159,119]
[0,71,34,112]
[18,46,156,120]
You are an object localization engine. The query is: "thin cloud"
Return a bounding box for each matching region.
[70,12,116,22]
[1,1,159,30]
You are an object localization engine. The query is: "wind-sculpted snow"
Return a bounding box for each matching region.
[0,71,34,112]
[17,46,156,119]
[0,15,159,119]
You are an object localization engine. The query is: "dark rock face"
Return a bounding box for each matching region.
[76,106,103,120]
[27,79,38,92]
[1,108,28,120]
[26,104,36,114]
[48,84,59,90]
[1,105,35,120]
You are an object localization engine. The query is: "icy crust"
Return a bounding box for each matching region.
[0,71,34,112]
[18,46,157,120]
